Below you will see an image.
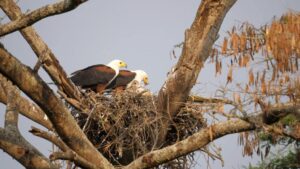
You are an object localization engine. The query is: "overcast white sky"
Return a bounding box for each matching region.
[1,0,300,168]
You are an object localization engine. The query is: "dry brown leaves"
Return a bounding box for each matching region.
[210,11,300,109]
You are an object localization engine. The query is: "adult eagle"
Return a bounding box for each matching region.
[106,70,149,92]
[70,59,127,93]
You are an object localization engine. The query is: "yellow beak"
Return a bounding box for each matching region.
[121,62,128,68]
[143,77,149,85]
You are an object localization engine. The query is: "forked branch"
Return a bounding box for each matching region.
[0,44,113,169]
[156,0,237,147]
[0,85,57,169]
[0,74,53,130]
[0,0,83,102]
[30,127,97,169]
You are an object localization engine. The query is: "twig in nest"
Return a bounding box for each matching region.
[82,104,98,133]
[58,90,86,113]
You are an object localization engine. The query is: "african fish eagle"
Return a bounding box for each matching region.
[70,59,127,93]
[106,70,149,92]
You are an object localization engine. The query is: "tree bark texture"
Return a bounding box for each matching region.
[158,0,237,117]
[0,74,53,130]
[124,119,255,169]
[0,44,114,169]
[0,86,57,169]
[0,128,58,169]
[156,0,237,147]
[0,0,82,101]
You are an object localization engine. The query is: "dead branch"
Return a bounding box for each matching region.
[0,44,113,168]
[29,127,68,152]
[189,95,248,118]
[124,103,299,169]
[30,127,97,169]
[156,0,237,146]
[0,128,58,169]
[0,0,87,36]
[0,85,58,169]
[50,151,97,169]
[124,119,254,169]
[158,0,237,117]
[263,125,300,141]
[0,74,53,130]
[0,0,82,102]
[57,89,87,112]
[188,95,234,104]
[4,82,19,128]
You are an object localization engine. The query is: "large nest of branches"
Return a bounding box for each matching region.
[69,90,206,168]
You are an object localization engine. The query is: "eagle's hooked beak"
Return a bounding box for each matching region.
[143,77,149,85]
[120,61,127,68]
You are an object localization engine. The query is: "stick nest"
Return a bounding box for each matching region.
[70,90,206,168]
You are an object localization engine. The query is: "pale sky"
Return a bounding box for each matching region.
[1,0,300,168]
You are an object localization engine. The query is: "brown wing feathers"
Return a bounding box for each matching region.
[106,70,136,90]
[70,64,116,91]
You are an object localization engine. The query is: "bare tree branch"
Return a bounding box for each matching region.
[0,86,58,169]
[189,95,248,118]
[0,44,114,168]
[124,103,299,169]
[30,127,97,169]
[0,0,82,102]
[0,128,59,169]
[157,0,237,146]
[0,74,53,130]
[4,82,19,128]
[189,95,234,104]
[0,0,87,36]
[50,151,97,169]
[158,0,237,117]
[29,127,68,152]
[124,119,255,169]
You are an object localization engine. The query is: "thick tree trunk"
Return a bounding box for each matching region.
[157,0,237,146]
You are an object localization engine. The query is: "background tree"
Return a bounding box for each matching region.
[0,0,299,169]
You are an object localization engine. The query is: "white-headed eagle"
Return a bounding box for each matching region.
[70,59,127,93]
[106,70,149,92]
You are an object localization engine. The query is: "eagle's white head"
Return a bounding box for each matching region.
[107,59,127,71]
[132,70,149,86]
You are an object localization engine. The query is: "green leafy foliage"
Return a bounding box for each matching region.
[245,150,300,169]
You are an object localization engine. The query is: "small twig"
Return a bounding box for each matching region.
[189,95,249,119]
[58,90,86,112]
[29,126,68,151]
[82,106,96,133]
